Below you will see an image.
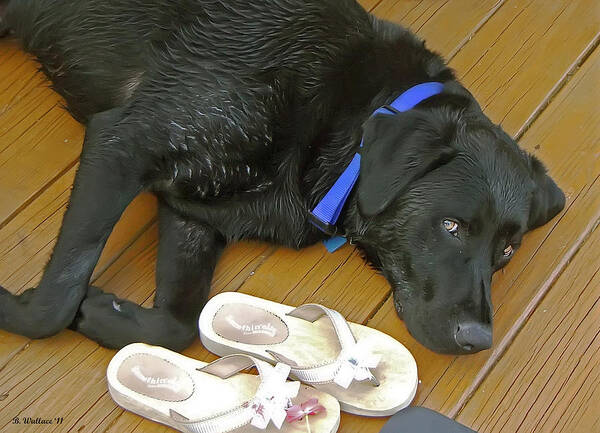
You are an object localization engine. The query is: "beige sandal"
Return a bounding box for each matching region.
[199,292,418,416]
[107,343,340,432]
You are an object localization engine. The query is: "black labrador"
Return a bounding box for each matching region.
[0,0,565,354]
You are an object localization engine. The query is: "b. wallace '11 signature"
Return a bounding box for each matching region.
[12,416,64,425]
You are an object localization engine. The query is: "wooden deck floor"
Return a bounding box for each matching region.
[0,1,599,432]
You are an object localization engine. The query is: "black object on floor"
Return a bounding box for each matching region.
[380,407,478,433]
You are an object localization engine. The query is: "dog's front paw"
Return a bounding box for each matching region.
[0,285,34,319]
[0,285,71,338]
[71,289,135,348]
[0,284,13,319]
[67,285,109,330]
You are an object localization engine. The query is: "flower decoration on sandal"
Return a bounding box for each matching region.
[334,340,381,389]
[250,363,300,429]
[286,398,326,433]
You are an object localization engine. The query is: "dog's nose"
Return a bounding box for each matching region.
[454,321,492,353]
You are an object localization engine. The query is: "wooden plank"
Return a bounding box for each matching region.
[372,0,506,59]
[238,246,390,323]
[0,39,83,225]
[456,221,600,432]
[343,44,600,433]
[450,0,600,138]
[0,333,99,431]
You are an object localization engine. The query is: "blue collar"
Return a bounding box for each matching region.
[309,82,444,250]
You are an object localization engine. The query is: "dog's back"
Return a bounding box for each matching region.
[2,0,372,123]
[3,0,186,121]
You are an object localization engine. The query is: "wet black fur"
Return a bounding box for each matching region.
[0,0,565,354]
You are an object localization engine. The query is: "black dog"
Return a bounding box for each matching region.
[0,0,564,354]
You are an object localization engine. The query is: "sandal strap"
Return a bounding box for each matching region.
[170,406,251,433]
[269,304,380,389]
[288,304,357,350]
[170,354,300,432]
[199,353,271,379]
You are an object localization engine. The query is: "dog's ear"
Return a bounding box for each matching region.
[527,155,565,229]
[357,110,457,217]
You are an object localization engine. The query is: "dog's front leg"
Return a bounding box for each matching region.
[71,204,225,351]
[0,108,142,339]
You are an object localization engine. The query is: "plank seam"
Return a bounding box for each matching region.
[490,271,598,432]
[0,157,79,231]
[66,389,112,433]
[415,1,450,33]
[0,71,45,124]
[446,0,508,61]
[524,295,600,433]
[4,346,103,427]
[0,99,57,155]
[102,406,144,433]
[421,358,459,405]
[224,245,278,292]
[283,249,356,303]
[0,340,30,376]
[83,404,120,433]
[364,290,392,325]
[0,340,90,427]
[514,32,600,141]
[367,0,386,13]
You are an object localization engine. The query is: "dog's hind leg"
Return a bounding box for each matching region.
[0,108,143,338]
[71,205,225,351]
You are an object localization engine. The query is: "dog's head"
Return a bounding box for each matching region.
[349,83,565,354]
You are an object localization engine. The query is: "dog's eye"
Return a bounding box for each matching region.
[503,244,514,257]
[443,219,459,235]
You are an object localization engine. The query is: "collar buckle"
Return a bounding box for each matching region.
[381,104,401,114]
[308,212,338,236]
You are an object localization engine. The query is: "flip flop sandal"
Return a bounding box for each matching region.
[199,292,418,416]
[107,343,341,432]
